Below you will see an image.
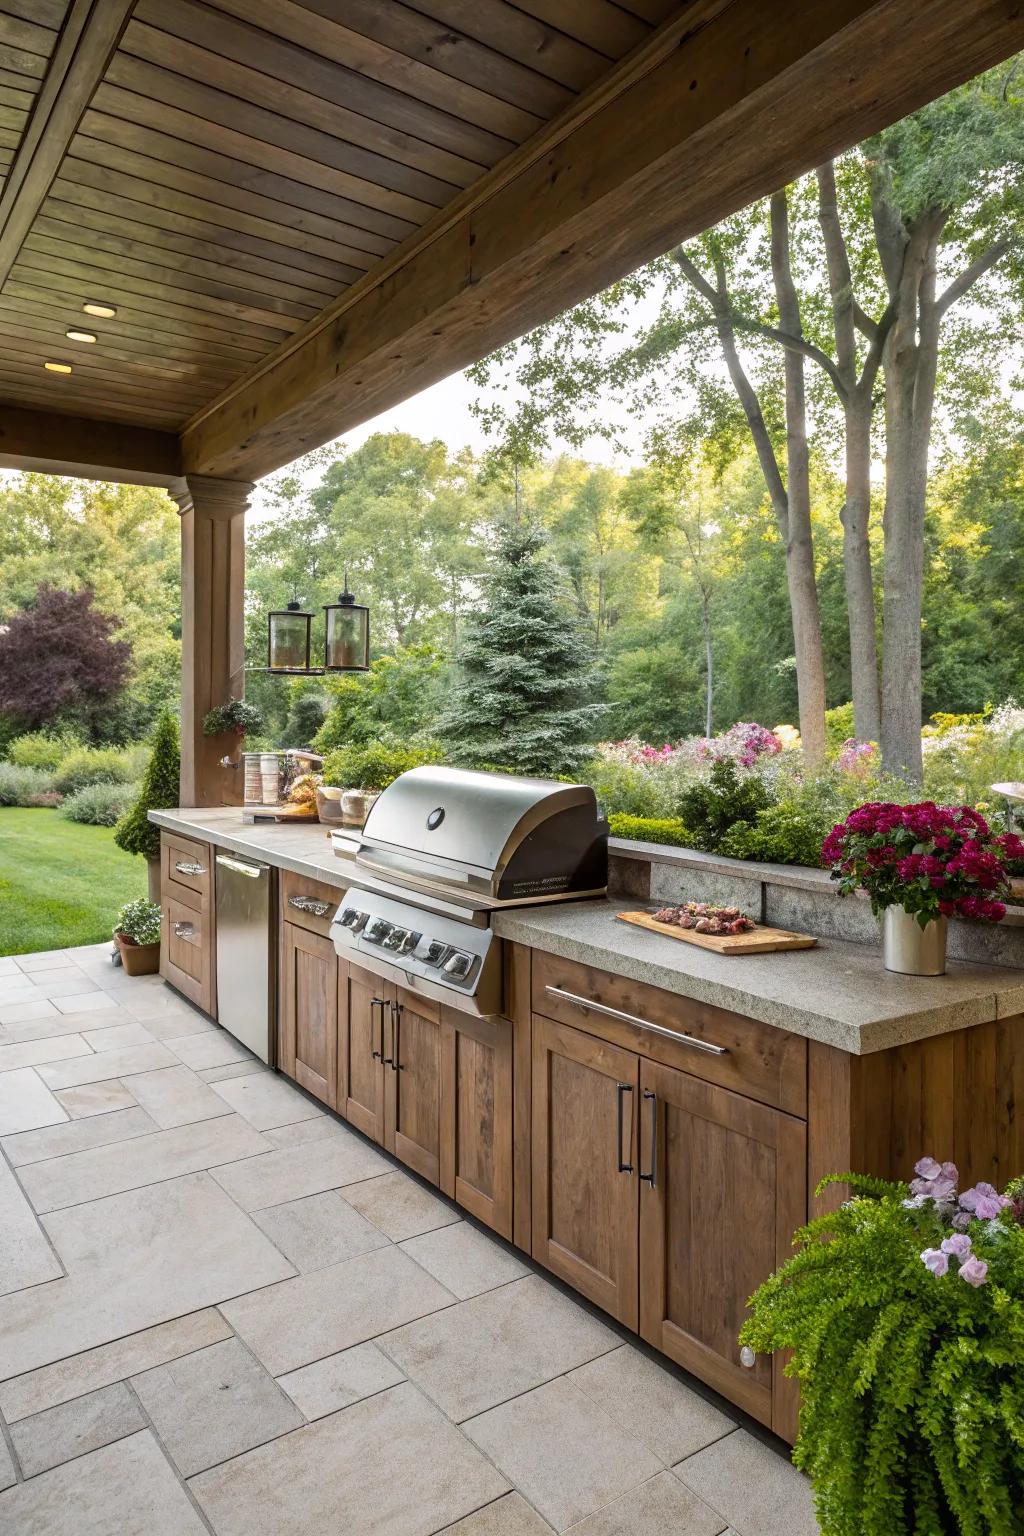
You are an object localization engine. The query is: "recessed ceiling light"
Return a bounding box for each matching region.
[66,328,97,343]
[82,301,116,318]
[44,361,73,374]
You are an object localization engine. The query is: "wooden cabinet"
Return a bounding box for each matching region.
[387,988,443,1185]
[159,833,215,1016]
[279,924,338,1109]
[339,961,388,1145]
[441,1006,514,1241]
[638,1057,805,1432]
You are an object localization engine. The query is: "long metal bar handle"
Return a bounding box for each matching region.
[371,997,387,1062]
[215,854,263,878]
[391,1001,403,1071]
[616,1083,634,1173]
[639,1090,657,1188]
[545,985,729,1057]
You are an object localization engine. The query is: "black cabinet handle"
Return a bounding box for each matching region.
[371,997,387,1061]
[391,1001,403,1071]
[615,1083,634,1173]
[639,1089,657,1188]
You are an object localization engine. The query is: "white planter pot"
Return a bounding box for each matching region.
[882,906,948,976]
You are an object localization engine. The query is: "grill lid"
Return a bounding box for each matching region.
[356,766,607,904]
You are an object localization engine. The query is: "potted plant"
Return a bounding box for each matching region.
[113,709,180,901]
[321,742,441,828]
[822,801,1024,974]
[113,897,162,976]
[741,1159,1024,1534]
[202,698,264,740]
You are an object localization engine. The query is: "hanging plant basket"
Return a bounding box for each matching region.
[202,699,265,739]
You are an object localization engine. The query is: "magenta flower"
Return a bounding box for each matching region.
[959,1255,989,1287]
[921,1248,949,1276]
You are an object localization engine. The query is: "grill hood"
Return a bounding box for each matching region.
[354,765,607,907]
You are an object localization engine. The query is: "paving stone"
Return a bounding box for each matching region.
[437,1493,556,1536]
[132,1336,303,1476]
[29,975,100,1000]
[674,1429,819,1536]
[0,1173,294,1379]
[20,1113,272,1212]
[222,1243,455,1375]
[0,1067,67,1135]
[141,1010,218,1040]
[0,1433,13,1490]
[564,1472,726,1536]
[0,1154,61,1296]
[0,998,59,1025]
[0,1033,92,1072]
[14,953,78,973]
[212,1132,389,1212]
[210,1071,324,1130]
[120,1065,228,1129]
[168,1031,256,1071]
[253,1190,388,1272]
[80,1020,154,1052]
[399,1221,529,1300]
[190,1382,509,1536]
[37,1041,180,1089]
[54,1079,137,1117]
[278,1341,404,1420]
[0,1430,208,1534]
[0,1308,232,1422]
[567,1346,735,1465]
[3,1106,157,1167]
[52,992,121,1015]
[197,1059,267,1081]
[464,1377,663,1531]
[381,1274,618,1422]
[9,1382,144,1477]
[263,1116,347,1148]
[342,1169,461,1240]
[0,1015,88,1046]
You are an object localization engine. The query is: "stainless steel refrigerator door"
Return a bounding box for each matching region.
[214,853,273,1064]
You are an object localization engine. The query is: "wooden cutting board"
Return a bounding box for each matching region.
[617,910,818,954]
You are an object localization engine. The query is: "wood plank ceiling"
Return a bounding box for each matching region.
[0,0,680,434]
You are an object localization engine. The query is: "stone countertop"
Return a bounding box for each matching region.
[151,808,1024,1056]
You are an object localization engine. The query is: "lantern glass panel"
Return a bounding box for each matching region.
[325,602,369,670]
[268,609,311,672]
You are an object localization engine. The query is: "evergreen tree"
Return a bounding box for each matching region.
[114,709,180,862]
[439,516,602,777]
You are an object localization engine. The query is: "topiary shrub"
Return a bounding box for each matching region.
[52,746,131,797]
[607,814,692,847]
[0,763,55,806]
[8,730,81,770]
[283,689,330,750]
[114,710,180,862]
[675,758,774,852]
[62,780,139,826]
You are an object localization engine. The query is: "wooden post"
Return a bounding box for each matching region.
[170,474,253,807]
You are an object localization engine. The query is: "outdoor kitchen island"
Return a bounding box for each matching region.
[150,807,1024,1442]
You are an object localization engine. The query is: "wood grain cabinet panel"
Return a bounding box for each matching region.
[638,1057,806,1433]
[441,1007,513,1240]
[160,831,212,906]
[339,962,388,1145]
[279,923,337,1109]
[279,868,343,938]
[532,1013,640,1328]
[159,832,215,1017]
[386,988,442,1186]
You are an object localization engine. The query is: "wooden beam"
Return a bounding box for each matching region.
[0,0,137,290]
[0,402,180,484]
[182,0,1024,480]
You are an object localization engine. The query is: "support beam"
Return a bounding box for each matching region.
[0,0,137,289]
[182,0,1024,481]
[0,403,180,485]
[170,474,253,809]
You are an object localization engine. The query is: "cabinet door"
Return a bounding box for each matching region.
[386,988,442,1186]
[160,891,214,1015]
[532,1014,639,1328]
[441,1008,513,1240]
[638,1057,806,1431]
[279,923,337,1108]
[339,963,388,1143]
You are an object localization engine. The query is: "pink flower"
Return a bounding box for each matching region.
[915,1157,943,1180]
[941,1234,972,1259]
[959,1255,989,1287]
[960,1182,1011,1219]
[921,1248,949,1276]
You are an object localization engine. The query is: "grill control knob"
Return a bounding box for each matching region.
[339,908,367,931]
[417,939,450,967]
[363,917,392,945]
[443,950,473,980]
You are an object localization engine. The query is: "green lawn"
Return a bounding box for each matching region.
[0,808,147,956]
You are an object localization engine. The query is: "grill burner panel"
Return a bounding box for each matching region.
[330,888,496,1014]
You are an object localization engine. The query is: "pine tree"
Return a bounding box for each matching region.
[439,516,602,777]
[114,709,180,861]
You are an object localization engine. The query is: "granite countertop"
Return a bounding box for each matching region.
[151,808,1024,1056]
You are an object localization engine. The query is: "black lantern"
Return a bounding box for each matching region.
[323,580,369,672]
[267,599,315,674]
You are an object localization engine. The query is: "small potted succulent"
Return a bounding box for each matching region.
[113,897,162,976]
[823,801,1024,975]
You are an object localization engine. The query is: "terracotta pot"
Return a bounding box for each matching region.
[115,932,161,976]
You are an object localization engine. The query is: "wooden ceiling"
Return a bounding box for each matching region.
[0,0,679,434]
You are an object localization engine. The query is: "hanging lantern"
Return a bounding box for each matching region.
[323,580,370,672]
[267,599,315,674]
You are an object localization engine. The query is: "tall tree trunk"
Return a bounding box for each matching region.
[700,585,714,737]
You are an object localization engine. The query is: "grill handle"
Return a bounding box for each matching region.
[544,985,729,1057]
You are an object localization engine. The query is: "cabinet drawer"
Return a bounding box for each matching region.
[161,832,211,907]
[532,951,806,1117]
[160,892,213,1013]
[280,868,344,938]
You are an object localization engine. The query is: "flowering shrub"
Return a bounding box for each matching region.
[742,1159,1024,1534]
[696,720,783,769]
[823,801,1024,924]
[835,737,876,777]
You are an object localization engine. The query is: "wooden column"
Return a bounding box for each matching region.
[170,474,253,807]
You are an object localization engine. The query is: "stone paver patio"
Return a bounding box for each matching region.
[0,944,818,1536]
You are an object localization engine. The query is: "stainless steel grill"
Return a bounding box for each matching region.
[329,766,607,1016]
